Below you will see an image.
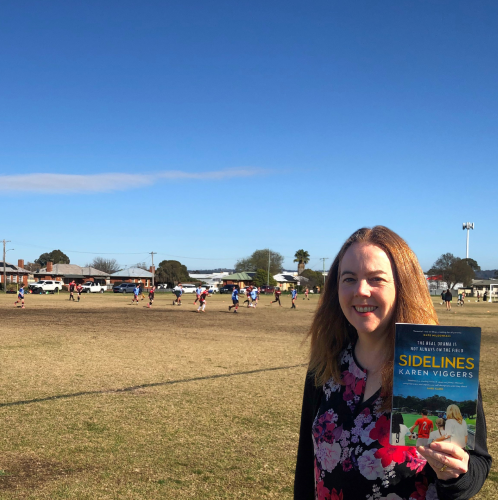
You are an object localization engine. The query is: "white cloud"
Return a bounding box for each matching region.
[0,168,264,194]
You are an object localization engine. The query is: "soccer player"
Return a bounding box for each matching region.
[76,283,83,302]
[243,286,251,306]
[147,285,156,308]
[138,280,146,301]
[197,288,209,313]
[69,280,76,301]
[410,409,434,446]
[249,287,258,307]
[173,283,183,305]
[228,287,239,313]
[291,288,298,309]
[132,284,140,305]
[194,284,203,304]
[304,287,309,300]
[270,288,282,306]
[15,285,25,309]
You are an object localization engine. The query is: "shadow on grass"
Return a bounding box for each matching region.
[0,363,307,408]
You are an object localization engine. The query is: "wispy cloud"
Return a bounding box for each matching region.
[0,168,264,194]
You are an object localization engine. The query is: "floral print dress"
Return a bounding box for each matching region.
[312,344,439,500]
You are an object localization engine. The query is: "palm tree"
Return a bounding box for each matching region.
[294,249,310,275]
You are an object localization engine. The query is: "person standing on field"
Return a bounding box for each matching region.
[69,280,76,301]
[229,287,239,313]
[271,288,282,306]
[304,287,309,300]
[132,283,140,305]
[194,284,202,305]
[147,285,155,308]
[173,283,183,305]
[291,287,298,309]
[76,283,83,302]
[15,285,25,309]
[243,286,252,306]
[197,288,209,312]
[444,289,452,311]
[249,287,258,307]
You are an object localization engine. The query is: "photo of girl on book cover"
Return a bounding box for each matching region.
[391,324,481,450]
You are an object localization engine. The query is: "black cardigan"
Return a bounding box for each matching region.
[294,374,492,500]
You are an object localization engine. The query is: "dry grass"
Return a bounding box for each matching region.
[0,293,496,499]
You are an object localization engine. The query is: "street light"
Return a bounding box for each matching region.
[2,246,14,293]
[462,222,474,259]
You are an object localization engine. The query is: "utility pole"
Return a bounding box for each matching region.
[462,222,474,259]
[3,240,11,293]
[149,251,157,287]
[320,257,329,289]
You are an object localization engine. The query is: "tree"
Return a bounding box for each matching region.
[35,249,70,267]
[86,257,120,274]
[428,253,478,289]
[234,249,284,276]
[131,262,149,271]
[154,260,190,287]
[252,269,277,287]
[294,249,310,275]
[300,269,324,289]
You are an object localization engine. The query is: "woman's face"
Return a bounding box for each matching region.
[338,243,396,338]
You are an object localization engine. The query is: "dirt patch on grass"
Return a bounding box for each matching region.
[0,453,82,491]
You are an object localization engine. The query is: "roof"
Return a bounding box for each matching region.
[472,279,498,286]
[0,261,30,274]
[36,264,109,277]
[111,267,154,278]
[222,272,255,281]
[273,273,299,283]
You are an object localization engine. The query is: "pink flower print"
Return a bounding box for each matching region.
[316,441,342,473]
[380,494,403,500]
[369,415,390,446]
[316,480,331,500]
[405,447,427,473]
[409,476,428,500]
[357,448,385,480]
[342,458,353,472]
[354,378,365,395]
[374,443,409,467]
[330,488,344,500]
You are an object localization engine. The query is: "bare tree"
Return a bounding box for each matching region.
[131,261,149,271]
[87,257,120,274]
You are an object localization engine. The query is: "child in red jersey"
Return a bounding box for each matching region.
[147,286,155,308]
[69,281,76,301]
[76,283,83,301]
[197,288,209,313]
[410,409,434,446]
[270,288,282,307]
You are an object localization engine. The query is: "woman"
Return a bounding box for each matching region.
[294,226,491,500]
[440,405,468,449]
[428,418,447,445]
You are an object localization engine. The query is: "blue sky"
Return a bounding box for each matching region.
[1,0,497,272]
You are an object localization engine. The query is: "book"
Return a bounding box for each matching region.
[390,323,481,450]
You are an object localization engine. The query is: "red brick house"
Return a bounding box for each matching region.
[34,262,109,287]
[0,259,30,287]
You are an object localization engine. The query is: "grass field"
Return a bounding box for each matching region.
[0,292,496,499]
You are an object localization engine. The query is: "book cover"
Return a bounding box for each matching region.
[390,323,481,450]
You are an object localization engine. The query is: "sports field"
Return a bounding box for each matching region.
[0,293,496,499]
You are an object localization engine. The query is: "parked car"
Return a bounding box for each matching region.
[181,284,197,294]
[260,285,275,294]
[82,281,106,293]
[113,283,137,293]
[29,280,64,293]
[220,284,238,294]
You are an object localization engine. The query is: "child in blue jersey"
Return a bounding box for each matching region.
[194,285,203,304]
[15,285,25,309]
[228,287,239,313]
[291,288,298,309]
[132,284,140,305]
[249,287,258,307]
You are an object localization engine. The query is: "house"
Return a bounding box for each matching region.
[34,262,109,286]
[222,272,255,289]
[273,273,301,291]
[110,267,155,287]
[188,272,229,290]
[0,259,30,287]
[471,278,498,299]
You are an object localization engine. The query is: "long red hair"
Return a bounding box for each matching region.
[307,226,438,410]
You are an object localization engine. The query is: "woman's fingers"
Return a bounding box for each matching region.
[417,443,469,480]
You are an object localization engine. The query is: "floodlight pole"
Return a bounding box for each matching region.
[149,251,157,287]
[462,222,474,259]
[320,257,329,288]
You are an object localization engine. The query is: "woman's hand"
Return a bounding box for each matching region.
[417,441,469,481]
